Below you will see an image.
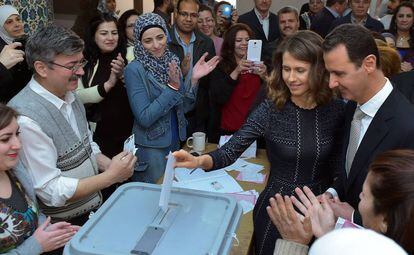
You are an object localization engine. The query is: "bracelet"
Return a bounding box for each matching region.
[167,82,179,91]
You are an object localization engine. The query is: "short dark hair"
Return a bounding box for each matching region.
[176,0,200,11]
[323,24,380,67]
[268,30,332,109]
[278,6,299,21]
[154,0,165,9]
[368,149,414,254]
[326,0,346,7]
[0,104,18,130]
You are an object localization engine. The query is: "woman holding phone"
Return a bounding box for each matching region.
[0,5,31,103]
[209,23,266,143]
[173,31,345,255]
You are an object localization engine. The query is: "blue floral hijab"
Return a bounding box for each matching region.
[134,13,180,85]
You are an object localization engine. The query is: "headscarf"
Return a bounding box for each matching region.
[133,13,180,85]
[0,5,19,45]
[309,228,407,255]
[97,0,117,19]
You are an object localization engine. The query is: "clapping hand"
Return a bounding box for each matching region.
[290,186,336,238]
[266,194,313,245]
[34,217,78,252]
[168,61,181,90]
[181,53,191,77]
[191,52,220,85]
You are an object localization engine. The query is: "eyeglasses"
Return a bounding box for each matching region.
[49,59,88,73]
[178,11,199,19]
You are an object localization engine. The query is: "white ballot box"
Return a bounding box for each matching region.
[64,182,242,255]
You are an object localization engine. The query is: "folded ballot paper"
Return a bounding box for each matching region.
[218,135,257,158]
[173,168,243,193]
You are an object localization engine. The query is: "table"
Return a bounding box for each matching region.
[191,143,270,255]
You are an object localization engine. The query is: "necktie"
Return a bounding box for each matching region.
[346,107,365,176]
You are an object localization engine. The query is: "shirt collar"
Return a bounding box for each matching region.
[359,78,393,118]
[326,6,340,18]
[29,77,76,110]
[254,8,270,21]
[351,12,368,25]
[173,26,196,46]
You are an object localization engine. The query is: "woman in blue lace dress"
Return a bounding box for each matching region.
[173,31,345,255]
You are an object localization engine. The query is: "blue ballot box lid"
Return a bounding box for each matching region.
[64,182,242,255]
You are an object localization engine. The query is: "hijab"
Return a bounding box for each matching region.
[133,13,180,85]
[0,5,19,45]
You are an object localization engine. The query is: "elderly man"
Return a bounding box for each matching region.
[8,25,136,225]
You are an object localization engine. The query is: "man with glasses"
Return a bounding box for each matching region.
[329,0,384,33]
[169,0,216,137]
[8,25,137,226]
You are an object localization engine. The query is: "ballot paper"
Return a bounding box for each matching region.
[123,134,137,155]
[218,135,257,158]
[222,158,264,173]
[173,168,243,193]
[226,190,259,214]
[236,172,266,184]
[159,152,175,212]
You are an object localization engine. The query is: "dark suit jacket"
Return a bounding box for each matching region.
[333,88,414,209]
[391,71,414,104]
[311,7,337,38]
[238,9,280,63]
[168,27,216,135]
[329,12,384,34]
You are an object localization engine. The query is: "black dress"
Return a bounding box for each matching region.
[209,99,345,255]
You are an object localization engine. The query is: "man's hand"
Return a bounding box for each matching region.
[105,151,137,184]
[328,196,354,221]
[266,194,313,245]
[0,42,25,69]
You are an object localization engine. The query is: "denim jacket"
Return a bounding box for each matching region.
[124,60,196,148]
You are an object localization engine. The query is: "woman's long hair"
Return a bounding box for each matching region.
[219,23,253,75]
[267,30,332,110]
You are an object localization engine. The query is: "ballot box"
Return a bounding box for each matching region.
[64,182,242,255]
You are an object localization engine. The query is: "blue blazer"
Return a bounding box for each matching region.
[124,61,196,148]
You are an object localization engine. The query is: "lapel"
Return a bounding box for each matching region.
[268,13,279,41]
[249,10,267,41]
[345,91,396,189]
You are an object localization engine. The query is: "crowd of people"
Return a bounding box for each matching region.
[1,0,414,254]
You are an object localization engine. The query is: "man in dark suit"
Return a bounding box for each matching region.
[329,0,384,33]
[238,0,280,61]
[391,70,414,104]
[311,0,348,38]
[323,24,414,224]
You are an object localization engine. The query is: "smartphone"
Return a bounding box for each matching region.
[13,36,26,52]
[247,40,262,62]
[221,4,233,19]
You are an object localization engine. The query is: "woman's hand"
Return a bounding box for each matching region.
[191,52,220,85]
[172,149,199,169]
[34,217,78,252]
[168,61,181,90]
[105,53,125,92]
[266,194,313,245]
[291,186,336,238]
[230,58,252,80]
[231,9,239,24]
[252,62,267,80]
[0,42,25,69]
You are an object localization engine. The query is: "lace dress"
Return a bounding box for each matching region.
[209,99,345,255]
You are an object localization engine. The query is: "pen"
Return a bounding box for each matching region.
[189,168,197,174]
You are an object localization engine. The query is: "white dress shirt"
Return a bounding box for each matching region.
[254,8,270,40]
[18,78,101,207]
[327,78,393,198]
